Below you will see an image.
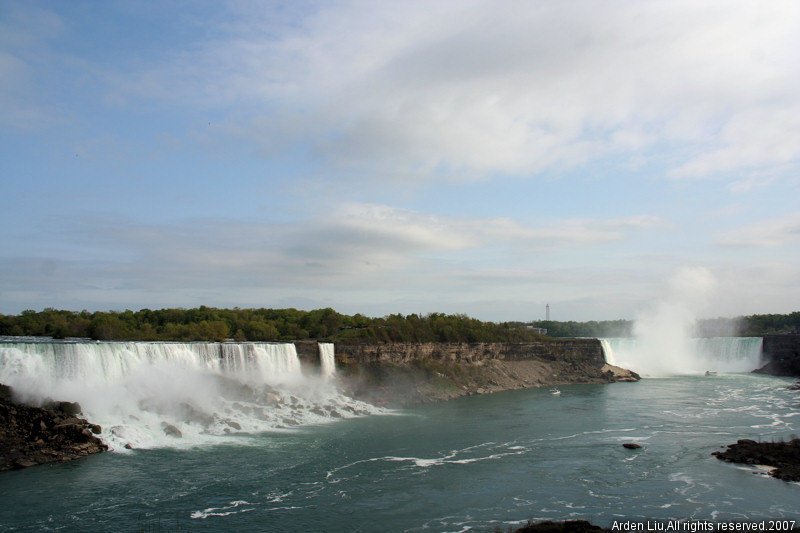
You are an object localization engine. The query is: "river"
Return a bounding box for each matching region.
[0,340,798,531]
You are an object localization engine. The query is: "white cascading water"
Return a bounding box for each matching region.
[600,337,762,377]
[599,266,763,377]
[319,342,336,379]
[0,341,379,451]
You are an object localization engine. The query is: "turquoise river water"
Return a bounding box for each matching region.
[0,340,798,531]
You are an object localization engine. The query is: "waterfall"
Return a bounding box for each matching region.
[0,340,380,451]
[319,342,336,379]
[599,339,617,366]
[600,337,762,377]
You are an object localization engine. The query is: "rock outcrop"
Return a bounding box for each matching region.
[0,383,107,472]
[755,335,800,377]
[514,520,610,532]
[712,438,800,482]
[332,340,639,406]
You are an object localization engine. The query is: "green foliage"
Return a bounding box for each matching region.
[739,312,800,336]
[0,307,548,343]
[525,319,633,338]
[1,308,797,343]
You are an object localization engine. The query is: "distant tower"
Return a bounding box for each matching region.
[546,304,550,321]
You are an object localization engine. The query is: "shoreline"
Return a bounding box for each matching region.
[338,358,639,407]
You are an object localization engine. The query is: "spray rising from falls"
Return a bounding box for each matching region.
[601,266,763,377]
[0,341,380,451]
[600,337,762,377]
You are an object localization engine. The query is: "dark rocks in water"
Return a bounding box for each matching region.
[622,443,642,449]
[514,520,610,532]
[712,438,800,482]
[1,383,107,472]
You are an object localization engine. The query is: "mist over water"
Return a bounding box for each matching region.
[601,337,762,376]
[1,374,797,531]
[601,267,761,376]
[0,341,380,450]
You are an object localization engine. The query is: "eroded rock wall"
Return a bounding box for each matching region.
[333,339,605,365]
[330,340,637,406]
[756,335,800,377]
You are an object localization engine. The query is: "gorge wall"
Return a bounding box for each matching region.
[296,339,638,406]
[756,334,800,377]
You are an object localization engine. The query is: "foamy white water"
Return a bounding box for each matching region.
[600,337,762,377]
[0,341,381,450]
[319,342,336,379]
[2,374,797,531]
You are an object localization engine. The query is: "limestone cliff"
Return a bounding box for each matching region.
[322,340,638,407]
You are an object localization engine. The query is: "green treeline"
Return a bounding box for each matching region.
[0,307,797,343]
[526,313,800,338]
[524,320,633,338]
[0,307,546,343]
[737,312,800,336]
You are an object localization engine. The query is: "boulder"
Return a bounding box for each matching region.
[56,401,82,416]
[712,438,800,482]
[161,422,182,438]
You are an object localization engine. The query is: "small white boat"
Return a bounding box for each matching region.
[550,387,561,396]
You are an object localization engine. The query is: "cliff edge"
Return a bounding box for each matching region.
[755,334,800,377]
[330,340,639,406]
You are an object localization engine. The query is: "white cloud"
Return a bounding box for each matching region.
[0,206,662,310]
[106,0,800,185]
[9,1,800,184]
[670,106,800,180]
[3,1,799,320]
[718,212,800,247]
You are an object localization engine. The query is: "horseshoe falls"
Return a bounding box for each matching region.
[600,337,763,377]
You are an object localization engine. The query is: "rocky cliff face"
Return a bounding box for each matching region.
[0,384,107,471]
[755,335,800,377]
[329,340,638,406]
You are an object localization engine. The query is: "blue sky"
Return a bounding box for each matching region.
[1,0,799,322]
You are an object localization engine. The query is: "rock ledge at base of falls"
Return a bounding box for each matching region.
[0,383,108,472]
